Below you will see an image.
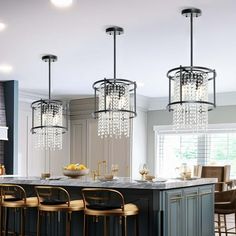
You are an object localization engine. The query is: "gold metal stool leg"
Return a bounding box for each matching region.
[4,208,9,236]
[217,214,221,236]
[224,214,228,236]
[13,209,17,236]
[135,215,139,236]
[66,211,72,236]
[0,206,2,235]
[4,207,26,236]
[83,215,86,236]
[235,213,236,233]
[20,207,26,236]
[36,210,41,236]
[121,216,127,236]
[104,216,110,236]
[104,216,107,236]
[3,207,19,236]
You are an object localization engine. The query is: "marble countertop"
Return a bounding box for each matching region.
[0,176,217,190]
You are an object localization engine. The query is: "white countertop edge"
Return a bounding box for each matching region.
[0,177,217,190]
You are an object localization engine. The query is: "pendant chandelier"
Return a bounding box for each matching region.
[167,8,216,130]
[31,55,67,150]
[92,26,137,138]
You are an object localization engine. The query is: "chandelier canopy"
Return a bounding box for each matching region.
[167,8,216,130]
[92,26,137,138]
[31,55,67,150]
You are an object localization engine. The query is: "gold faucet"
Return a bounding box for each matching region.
[91,170,99,181]
[91,160,107,180]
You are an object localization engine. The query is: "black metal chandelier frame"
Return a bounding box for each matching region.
[167,8,216,112]
[92,26,137,119]
[31,54,67,134]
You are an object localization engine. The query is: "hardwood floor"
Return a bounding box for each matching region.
[215,214,236,235]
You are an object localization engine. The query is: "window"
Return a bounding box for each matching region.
[154,124,236,178]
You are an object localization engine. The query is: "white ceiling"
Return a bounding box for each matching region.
[0,0,236,98]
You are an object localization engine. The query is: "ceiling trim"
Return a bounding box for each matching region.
[19,90,236,111]
[148,91,236,111]
[19,90,47,103]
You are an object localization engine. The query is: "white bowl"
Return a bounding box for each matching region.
[63,169,90,178]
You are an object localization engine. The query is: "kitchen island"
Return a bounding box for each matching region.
[0,177,216,236]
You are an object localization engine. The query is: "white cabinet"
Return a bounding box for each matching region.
[108,133,131,177]
[18,101,45,176]
[71,119,87,165]
[70,118,131,177]
[69,97,148,178]
[87,119,109,173]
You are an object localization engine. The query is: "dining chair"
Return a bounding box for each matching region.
[194,165,231,191]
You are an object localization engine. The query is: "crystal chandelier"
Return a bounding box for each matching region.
[167,8,216,130]
[31,55,67,150]
[92,26,137,138]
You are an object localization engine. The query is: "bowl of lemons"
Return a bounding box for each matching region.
[63,163,89,178]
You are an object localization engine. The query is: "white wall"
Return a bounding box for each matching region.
[18,93,70,177]
[18,101,44,176]
[132,108,148,179]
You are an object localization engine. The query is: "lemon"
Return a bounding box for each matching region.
[78,164,87,170]
[65,163,79,170]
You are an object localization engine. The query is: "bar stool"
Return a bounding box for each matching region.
[0,184,14,234]
[215,189,236,235]
[35,186,84,236]
[0,184,38,235]
[82,188,139,236]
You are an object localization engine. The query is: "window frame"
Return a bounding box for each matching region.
[154,123,236,177]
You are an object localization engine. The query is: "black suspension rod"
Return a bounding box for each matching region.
[190,12,193,67]
[48,58,51,100]
[42,54,57,101]
[114,28,116,79]
[181,8,201,67]
[106,27,123,80]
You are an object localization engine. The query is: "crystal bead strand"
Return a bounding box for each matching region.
[97,83,130,138]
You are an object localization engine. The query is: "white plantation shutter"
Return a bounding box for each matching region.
[206,133,236,177]
[155,124,236,178]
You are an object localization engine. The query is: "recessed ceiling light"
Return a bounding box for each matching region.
[0,64,13,74]
[0,22,7,31]
[50,0,73,8]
